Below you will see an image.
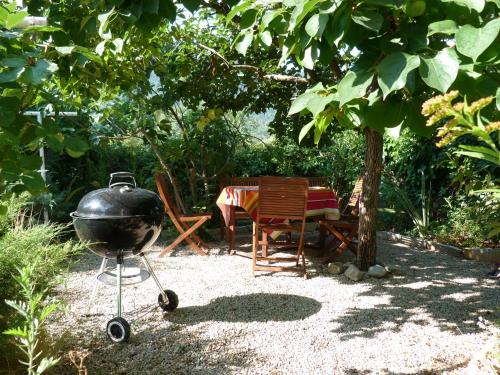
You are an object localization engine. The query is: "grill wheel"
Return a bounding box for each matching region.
[106,317,130,343]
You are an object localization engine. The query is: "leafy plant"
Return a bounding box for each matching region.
[384,170,431,238]
[422,91,499,237]
[422,91,499,166]
[0,222,83,306]
[3,265,60,375]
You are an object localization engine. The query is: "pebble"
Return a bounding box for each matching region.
[48,237,498,374]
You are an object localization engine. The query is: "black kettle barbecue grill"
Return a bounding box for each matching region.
[71,172,178,343]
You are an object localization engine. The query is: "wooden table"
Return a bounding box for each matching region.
[216,186,340,250]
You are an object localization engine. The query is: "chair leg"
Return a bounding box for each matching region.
[159,218,210,257]
[262,230,268,258]
[252,222,258,277]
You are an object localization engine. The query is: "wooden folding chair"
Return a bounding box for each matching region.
[252,176,309,278]
[318,176,363,262]
[219,177,259,248]
[155,173,212,256]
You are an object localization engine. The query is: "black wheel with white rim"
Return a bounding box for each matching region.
[106,317,130,343]
[158,289,179,312]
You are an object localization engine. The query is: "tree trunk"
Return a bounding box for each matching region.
[357,127,384,271]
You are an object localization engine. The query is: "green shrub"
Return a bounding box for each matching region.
[4,265,61,375]
[0,224,83,303]
[0,194,30,236]
[433,197,496,248]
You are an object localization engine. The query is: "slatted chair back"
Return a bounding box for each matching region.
[308,176,329,188]
[155,172,212,256]
[258,176,309,221]
[343,176,363,216]
[155,173,183,220]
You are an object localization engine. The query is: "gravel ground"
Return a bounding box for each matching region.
[49,234,499,375]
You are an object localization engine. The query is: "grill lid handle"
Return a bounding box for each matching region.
[109,172,137,188]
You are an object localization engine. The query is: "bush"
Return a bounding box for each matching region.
[433,196,498,248]
[0,224,83,303]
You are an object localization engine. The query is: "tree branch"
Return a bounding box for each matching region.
[195,42,310,84]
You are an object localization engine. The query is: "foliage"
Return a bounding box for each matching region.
[433,196,495,247]
[223,0,499,141]
[0,221,83,304]
[422,91,499,166]
[0,193,30,236]
[3,265,60,375]
[0,3,90,205]
[422,91,499,237]
[385,170,431,237]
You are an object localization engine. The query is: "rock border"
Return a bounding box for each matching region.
[377,231,500,264]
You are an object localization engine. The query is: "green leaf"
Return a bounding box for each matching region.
[289,91,318,115]
[234,29,253,56]
[301,44,315,69]
[427,20,458,36]
[0,67,25,83]
[305,14,328,37]
[456,18,500,61]
[21,59,58,86]
[288,0,322,31]
[298,119,315,143]
[226,1,252,25]
[260,30,272,47]
[20,173,46,193]
[457,145,500,165]
[487,0,500,8]
[2,57,27,67]
[496,87,500,111]
[55,46,75,55]
[154,109,167,124]
[377,52,420,99]
[338,70,374,106]
[240,9,258,29]
[36,357,60,374]
[403,0,426,17]
[365,98,406,131]
[5,10,28,29]
[64,135,89,158]
[181,0,202,12]
[419,48,459,93]
[262,9,282,28]
[97,8,114,39]
[351,9,383,32]
[0,204,7,215]
[306,93,335,116]
[313,108,334,144]
[441,0,485,12]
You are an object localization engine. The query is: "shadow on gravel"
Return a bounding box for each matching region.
[330,241,499,341]
[168,293,322,325]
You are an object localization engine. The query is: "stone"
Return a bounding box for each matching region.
[463,248,500,264]
[385,265,403,276]
[327,262,344,275]
[344,264,365,281]
[367,264,388,278]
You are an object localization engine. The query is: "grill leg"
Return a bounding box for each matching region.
[140,254,168,303]
[86,258,108,315]
[116,257,122,318]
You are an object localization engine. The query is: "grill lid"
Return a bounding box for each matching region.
[71,172,164,219]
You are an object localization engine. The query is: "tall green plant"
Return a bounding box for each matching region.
[422,91,499,237]
[3,265,60,375]
[385,170,431,237]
